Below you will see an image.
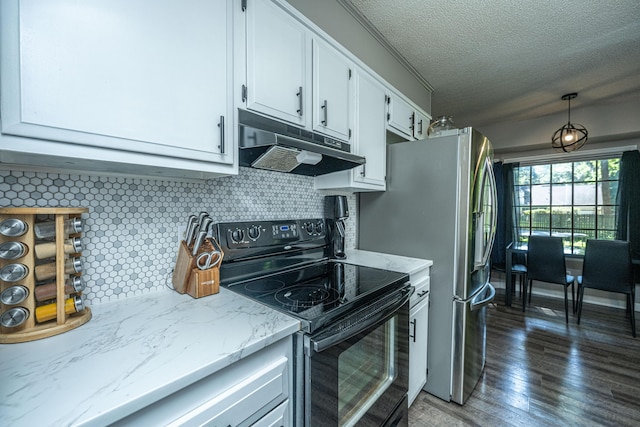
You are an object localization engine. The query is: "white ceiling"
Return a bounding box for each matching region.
[341,0,640,129]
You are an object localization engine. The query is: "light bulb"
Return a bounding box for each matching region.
[563,132,575,142]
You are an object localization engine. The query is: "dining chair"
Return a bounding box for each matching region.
[524,236,575,323]
[577,239,635,337]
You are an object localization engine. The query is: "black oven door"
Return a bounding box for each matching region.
[303,286,411,427]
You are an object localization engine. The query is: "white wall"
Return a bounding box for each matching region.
[480,98,640,155]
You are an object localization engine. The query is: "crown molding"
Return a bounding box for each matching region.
[336,0,434,92]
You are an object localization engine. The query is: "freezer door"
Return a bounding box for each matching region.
[450,282,495,404]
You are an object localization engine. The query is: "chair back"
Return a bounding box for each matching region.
[581,239,632,291]
[526,236,567,285]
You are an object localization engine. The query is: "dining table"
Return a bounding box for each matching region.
[504,242,640,307]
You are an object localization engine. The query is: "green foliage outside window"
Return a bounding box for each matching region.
[514,158,620,255]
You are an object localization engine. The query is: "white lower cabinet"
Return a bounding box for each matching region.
[409,293,429,406]
[112,337,292,426]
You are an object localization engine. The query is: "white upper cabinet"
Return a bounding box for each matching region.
[413,110,430,140]
[243,0,311,127]
[241,0,354,142]
[312,38,353,141]
[386,91,431,140]
[315,68,386,192]
[0,0,236,178]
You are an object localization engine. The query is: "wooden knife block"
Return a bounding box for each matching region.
[172,238,223,298]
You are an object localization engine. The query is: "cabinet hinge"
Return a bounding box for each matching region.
[348,129,352,139]
[386,113,390,121]
[242,84,247,103]
[241,0,247,12]
[348,69,352,79]
[385,95,390,104]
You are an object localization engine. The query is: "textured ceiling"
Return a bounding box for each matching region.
[342,0,640,129]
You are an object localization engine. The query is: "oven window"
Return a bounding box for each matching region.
[338,316,396,426]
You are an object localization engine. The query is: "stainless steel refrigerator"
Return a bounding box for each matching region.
[358,127,497,404]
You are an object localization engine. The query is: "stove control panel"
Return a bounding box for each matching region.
[217,219,326,250]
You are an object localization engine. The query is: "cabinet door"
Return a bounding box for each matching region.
[353,71,386,186]
[413,110,430,140]
[386,94,415,139]
[409,296,429,406]
[312,38,352,141]
[0,0,233,164]
[245,0,310,127]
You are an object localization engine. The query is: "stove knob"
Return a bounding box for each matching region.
[248,225,260,240]
[315,221,324,234]
[231,229,244,243]
[304,222,314,234]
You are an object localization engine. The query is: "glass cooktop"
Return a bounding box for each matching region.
[223,261,409,333]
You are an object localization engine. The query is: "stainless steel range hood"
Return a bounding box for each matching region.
[238,110,365,176]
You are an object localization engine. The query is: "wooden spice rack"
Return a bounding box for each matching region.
[0,207,91,343]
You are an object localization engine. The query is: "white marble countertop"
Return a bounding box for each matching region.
[0,288,300,427]
[344,249,433,275]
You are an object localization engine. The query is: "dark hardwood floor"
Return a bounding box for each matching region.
[409,285,640,426]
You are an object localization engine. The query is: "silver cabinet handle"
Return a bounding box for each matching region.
[360,164,366,177]
[409,319,417,342]
[217,115,225,154]
[296,87,303,116]
[418,119,423,135]
[417,290,428,297]
[321,99,328,126]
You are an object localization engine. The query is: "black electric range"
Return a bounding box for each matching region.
[215,219,410,333]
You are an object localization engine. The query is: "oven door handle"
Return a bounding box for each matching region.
[309,286,412,353]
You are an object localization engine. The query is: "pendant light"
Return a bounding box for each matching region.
[551,93,588,152]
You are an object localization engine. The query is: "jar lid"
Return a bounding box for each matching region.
[72,237,83,253]
[0,307,29,328]
[73,295,85,313]
[70,217,83,233]
[0,219,28,237]
[0,241,27,260]
[70,275,84,292]
[71,258,83,273]
[1,285,29,305]
[0,263,29,282]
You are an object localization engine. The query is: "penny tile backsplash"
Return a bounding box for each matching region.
[0,168,357,305]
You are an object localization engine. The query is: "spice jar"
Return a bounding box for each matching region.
[0,241,28,260]
[34,217,83,239]
[34,276,84,302]
[34,237,82,260]
[34,257,82,282]
[35,295,84,323]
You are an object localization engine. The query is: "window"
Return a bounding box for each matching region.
[513,157,620,255]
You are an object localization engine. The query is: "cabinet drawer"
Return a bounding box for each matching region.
[410,276,430,307]
[113,339,291,426]
[252,399,290,427]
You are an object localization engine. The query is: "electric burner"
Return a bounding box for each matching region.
[275,285,340,309]
[243,279,286,294]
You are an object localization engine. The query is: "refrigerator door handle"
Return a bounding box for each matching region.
[473,157,498,271]
[470,282,495,312]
